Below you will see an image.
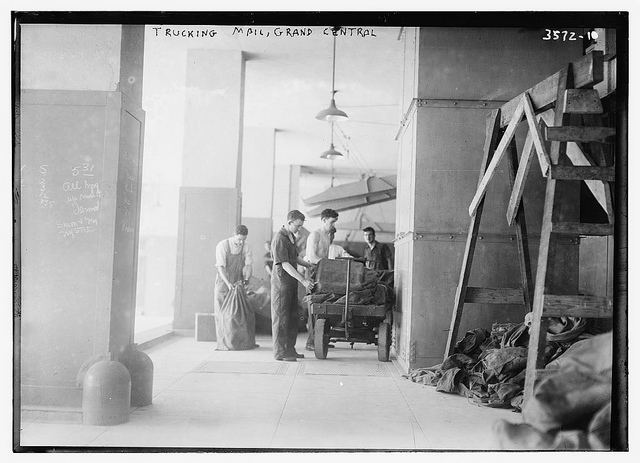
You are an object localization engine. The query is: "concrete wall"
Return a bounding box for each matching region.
[21,24,121,91]
[395,27,583,370]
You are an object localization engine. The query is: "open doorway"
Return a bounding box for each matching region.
[134,24,402,343]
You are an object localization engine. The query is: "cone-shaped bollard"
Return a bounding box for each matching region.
[82,359,131,425]
[119,344,154,407]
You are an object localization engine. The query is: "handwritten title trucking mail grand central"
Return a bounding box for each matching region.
[151,26,377,38]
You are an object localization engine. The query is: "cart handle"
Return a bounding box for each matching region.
[343,258,350,339]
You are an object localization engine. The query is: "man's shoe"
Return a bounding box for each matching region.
[275,356,297,362]
[292,352,305,359]
[305,345,315,352]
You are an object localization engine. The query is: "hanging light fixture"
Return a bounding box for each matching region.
[316,32,349,122]
[320,122,344,160]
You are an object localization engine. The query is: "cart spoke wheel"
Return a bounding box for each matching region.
[377,322,391,362]
[314,319,330,359]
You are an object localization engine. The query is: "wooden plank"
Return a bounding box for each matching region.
[444,110,502,360]
[563,89,604,114]
[468,100,524,217]
[545,126,616,143]
[505,137,534,313]
[506,129,535,227]
[500,51,604,128]
[522,93,552,176]
[551,222,614,236]
[464,287,525,305]
[550,165,615,182]
[524,64,572,403]
[542,294,613,318]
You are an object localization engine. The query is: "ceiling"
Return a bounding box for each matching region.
[143,24,405,182]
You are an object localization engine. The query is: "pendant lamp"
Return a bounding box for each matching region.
[320,123,344,160]
[316,34,349,122]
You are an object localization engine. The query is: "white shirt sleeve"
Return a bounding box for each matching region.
[215,240,227,267]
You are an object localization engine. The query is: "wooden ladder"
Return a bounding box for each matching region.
[523,63,615,401]
[445,52,613,385]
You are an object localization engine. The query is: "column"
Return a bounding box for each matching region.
[19,25,145,408]
[241,127,276,281]
[173,49,246,330]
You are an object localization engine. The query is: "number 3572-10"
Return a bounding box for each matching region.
[542,29,597,41]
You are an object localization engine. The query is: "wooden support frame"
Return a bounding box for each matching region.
[449,53,613,392]
[445,108,533,360]
[468,100,524,217]
[523,64,573,402]
[499,51,603,128]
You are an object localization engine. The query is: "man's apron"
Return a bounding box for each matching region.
[214,240,256,350]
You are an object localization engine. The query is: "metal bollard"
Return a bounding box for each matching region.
[119,344,154,407]
[82,358,131,425]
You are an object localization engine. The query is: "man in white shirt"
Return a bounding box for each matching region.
[215,225,253,291]
[304,208,339,264]
[303,209,339,351]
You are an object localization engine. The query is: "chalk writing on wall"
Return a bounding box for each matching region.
[38,164,55,209]
[59,163,101,239]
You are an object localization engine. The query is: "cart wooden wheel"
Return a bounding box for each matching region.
[314,318,329,359]
[377,321,391,362]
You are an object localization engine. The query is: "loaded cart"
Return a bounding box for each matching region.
[307,257,393,361]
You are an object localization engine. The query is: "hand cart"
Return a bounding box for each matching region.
[309,257,393,361]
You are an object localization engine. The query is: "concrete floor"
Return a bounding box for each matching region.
[19,332,522,451]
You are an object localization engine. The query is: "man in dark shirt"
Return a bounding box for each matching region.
[362,227,394,271]
[271,210,315,362]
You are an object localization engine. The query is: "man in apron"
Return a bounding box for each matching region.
[271,210,315,361]
[214,225,256,350]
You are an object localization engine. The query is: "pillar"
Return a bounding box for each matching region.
[173,50,246,330]
[19,24,145,408]
[395,27,583,371]
[241,127,276,281]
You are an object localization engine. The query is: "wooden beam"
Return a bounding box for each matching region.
[522,93,552,176]
[500,51,604,128]
[551,222,614,236]
[563,89,604,114]
[504,137,534,313]
[542,294,613,318]
[550,165,616,182]
[524,64,572,403]
[468,99,524,217]
[506,128,535,226]
[545,126,616,143]
[464,287,525,305]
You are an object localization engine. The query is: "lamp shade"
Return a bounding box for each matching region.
[316,98,349,122]
[320,143,344,160]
